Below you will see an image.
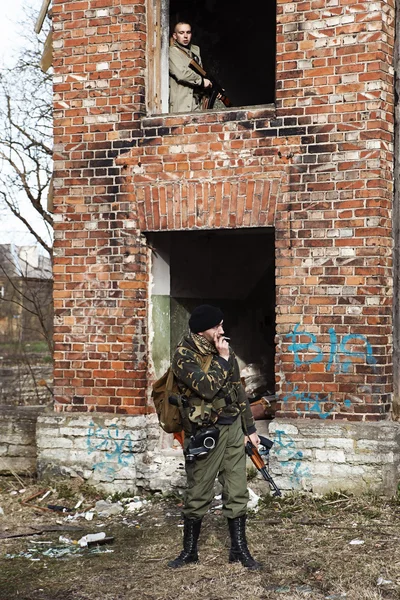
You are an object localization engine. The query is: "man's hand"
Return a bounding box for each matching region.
[244,432,260,447]
[214,331,229,361]
[203,78,212,88]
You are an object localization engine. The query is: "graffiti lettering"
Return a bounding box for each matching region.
[282,386,352,419]
[87,423,134,466]
[286,325,376,373]
[273,429,311,486]
[86,423,134,480]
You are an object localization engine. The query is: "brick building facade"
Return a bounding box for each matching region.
[37,0,400,494]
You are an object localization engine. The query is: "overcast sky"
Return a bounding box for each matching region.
[0,0,51,251]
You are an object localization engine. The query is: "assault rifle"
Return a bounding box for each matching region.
[189,59,232,109]
[245,435,282,497]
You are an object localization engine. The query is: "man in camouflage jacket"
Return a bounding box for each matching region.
[168,305,262,571]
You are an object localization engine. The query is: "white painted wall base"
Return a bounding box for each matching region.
[35,414,400,496]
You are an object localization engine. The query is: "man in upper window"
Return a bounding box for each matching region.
[169,22,212,113]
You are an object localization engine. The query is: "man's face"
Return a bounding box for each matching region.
[173,23,192,47]
[199,321,224,345]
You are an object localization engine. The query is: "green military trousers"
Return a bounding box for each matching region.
[183,417,249,520]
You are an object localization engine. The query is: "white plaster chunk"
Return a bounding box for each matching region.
[295,439,326,449]
[349,453,394,465]
[356,440,396,451]
[366,140,381,149]
[339,248,356,257]
[169,145,183,154]
[309,463,332,476]
[298,426,345,438]
[37,437,74,450]
[315,449,346,463]
[269,422,299,435]
[37,416,66,425]
[326,438,354,450]
[104,416,148,429]
[331,464,365,477]
[59,427,88,438]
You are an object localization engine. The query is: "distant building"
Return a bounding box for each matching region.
[0,244,52,344]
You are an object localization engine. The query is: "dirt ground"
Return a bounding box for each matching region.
[0,476,400,600]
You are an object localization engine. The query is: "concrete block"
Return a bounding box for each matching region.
[308,463,332,476]
[269,422,299,435]
[7,445,36,458]
[315,449,346,463]
[326,438,354,450]
[296,439,326,449]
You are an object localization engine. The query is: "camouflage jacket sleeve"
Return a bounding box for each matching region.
[172,346,231,401]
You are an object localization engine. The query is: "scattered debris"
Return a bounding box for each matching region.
[78,532,106,547]
[5,541,114,561]
[59,535,75,545]
[349,539,364,545]
[38,490,52,502]
[124,497,149,512]
[94,499,123,517]
[0,507,4,516]
[0,524,83,540]
[247,487,260,512]
[377,577,393,586]
[20,489,49,505]
[47,504,73,513]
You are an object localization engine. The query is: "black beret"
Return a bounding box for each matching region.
[189,304,224,334]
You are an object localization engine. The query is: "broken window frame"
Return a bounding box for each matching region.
[147,0,277,116]
[147,0,170,115]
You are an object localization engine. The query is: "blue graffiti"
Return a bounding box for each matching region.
[87,422,134,468]
[282,385,352,419]
[273,429,311,485]
[286,325,376,373]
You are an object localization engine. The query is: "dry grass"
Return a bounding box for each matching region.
[0,479,400,600]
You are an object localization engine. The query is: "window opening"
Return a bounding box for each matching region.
[167,0,276,110]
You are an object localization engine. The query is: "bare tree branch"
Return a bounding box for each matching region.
[0,7,53,256]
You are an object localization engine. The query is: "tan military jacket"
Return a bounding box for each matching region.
[169,42,204,113]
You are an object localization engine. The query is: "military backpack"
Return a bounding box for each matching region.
[151,354,213,434]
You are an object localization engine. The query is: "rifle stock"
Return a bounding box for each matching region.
[189,59,232,109]
[245,438,282,497]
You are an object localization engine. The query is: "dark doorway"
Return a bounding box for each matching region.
[169,0,276,107]
[148,228,276,411]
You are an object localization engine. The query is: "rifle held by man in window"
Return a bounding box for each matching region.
[189,59,232,109]
[245,435,282,497]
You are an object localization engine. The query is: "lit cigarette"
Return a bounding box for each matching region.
[224,337,230,342]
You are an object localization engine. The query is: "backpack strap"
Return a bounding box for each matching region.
[199,354,213,421]
[166,367,175,393]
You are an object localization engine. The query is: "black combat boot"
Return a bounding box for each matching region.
[228,515,262,570]
[168,517,202,568]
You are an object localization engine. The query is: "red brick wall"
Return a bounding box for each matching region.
[52,0,149,413]
[52,0,395,420]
